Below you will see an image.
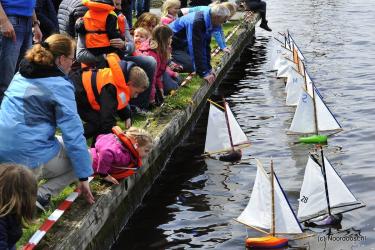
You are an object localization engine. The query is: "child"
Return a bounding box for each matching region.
[136,25,180,106]
[90,126,153,184]
[0,163,37,249]
[76,0,122,56]
[133,12,160,34]
[161,0,181,25]
[133,27,151,51]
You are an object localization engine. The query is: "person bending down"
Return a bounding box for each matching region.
[90,126,153,184]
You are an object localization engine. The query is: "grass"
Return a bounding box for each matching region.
[17,19,242,249]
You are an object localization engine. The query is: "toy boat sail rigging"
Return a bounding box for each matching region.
[288,84,342,143]
[298,149,365,225]
[204,99,250,158]
[235,160,304,248]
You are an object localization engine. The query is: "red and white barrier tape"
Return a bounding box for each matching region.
[23,177,93,250]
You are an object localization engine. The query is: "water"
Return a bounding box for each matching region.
[112,0,375,249]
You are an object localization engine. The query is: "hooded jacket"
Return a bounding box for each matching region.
[0,59,93,179]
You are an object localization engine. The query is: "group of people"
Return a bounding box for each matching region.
[0,0,271,248]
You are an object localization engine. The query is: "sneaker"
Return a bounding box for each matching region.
[36,194,51,212]
[133,106,152,116]
[260,21,272,32]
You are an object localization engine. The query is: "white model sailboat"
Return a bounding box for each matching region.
[235,160,303,248]
[288,85,342,143]
[298,149,365,226]
[204,99,250,161]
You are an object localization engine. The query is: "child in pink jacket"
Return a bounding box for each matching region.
[90,126,153,184]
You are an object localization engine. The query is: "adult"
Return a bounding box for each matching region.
[244,0,271,31]
[169,5,229,84]
[0,0,42,104]
[36,0,60,38]
[57,0,87,38]
[0,34,94,208]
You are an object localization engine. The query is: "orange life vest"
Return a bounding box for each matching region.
[111,126,142,180]
[117,13,127,36]
[82,0,117,48]
[82,53,131,111]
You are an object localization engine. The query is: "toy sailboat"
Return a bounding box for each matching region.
[235,160,304,248]
[288,84,342,143]
[298,148,365,226]
[204,99,250,162]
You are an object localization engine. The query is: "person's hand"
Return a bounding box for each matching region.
[203,73,216,85]
[222,47,231,53]
[33,24,42,43]
[78,180,95,204]
[110,38,126,49]
[0,19,16,42]
[125,118,131,129]
[104,175,119,185]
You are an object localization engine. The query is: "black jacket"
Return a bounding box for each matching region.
[0,215,22,250]
[57,0,88,37]
[36,0,60,38]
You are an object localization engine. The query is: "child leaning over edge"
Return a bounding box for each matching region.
[90,127,153,184]
[0,163,37,249]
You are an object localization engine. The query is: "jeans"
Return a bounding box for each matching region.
[124,55,156,109]
[0,16,32,104]
[163,72,179,94]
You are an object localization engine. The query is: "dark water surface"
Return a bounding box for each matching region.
[113,0,375,249]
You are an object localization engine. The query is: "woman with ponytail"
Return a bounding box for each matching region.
[0,34,95,209]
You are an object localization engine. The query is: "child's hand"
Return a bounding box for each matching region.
[104,175,119,185]
[125,118,131,129]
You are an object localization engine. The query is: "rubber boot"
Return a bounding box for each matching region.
[260,20,272,32]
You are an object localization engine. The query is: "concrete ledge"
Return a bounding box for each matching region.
[52,13,260,250]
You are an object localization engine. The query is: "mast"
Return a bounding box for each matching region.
[223,98,235,151]
[270,160,276,236]
[311,83,319,135]
[319,146,332,216]
[302,61,307,90]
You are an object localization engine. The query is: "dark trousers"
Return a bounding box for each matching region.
[171,50,194,74]
[245,0,267,22]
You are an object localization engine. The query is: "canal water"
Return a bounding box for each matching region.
[112,0,375,249]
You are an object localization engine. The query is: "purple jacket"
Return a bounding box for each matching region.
[90,133,134,175]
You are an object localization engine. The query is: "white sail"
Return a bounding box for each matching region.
[225,103,249,146]
[285,69,305,106]
[298,155,359,220]
[237,161,302,234]
[277,59,296,78]
[324,156,358,207]
[298,156,328,219]
[272,47,293,71]
[204,103,249,154]
[289,89,342,134]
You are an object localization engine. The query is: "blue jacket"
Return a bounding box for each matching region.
[186,6,227,49]
[169,9,219,77]
[0,60,93,179]
[0,0,36,17]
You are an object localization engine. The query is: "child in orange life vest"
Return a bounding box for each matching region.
[90,127,153,184]
[161,0,181,25]
[76,0,123,56]
[136,25,180,106]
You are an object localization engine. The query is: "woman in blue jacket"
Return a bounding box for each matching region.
[0,34,94,209]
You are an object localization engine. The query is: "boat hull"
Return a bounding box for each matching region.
[246,235,288,249]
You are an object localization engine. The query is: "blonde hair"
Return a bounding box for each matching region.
[128,66,149,89]
[220,2,237,18]
[0,163,37,225]
[134,27,151,39]
[161,0,181,17]
[25,34,76,66]
[125,127,153,148]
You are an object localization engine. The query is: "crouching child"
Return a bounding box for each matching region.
[90,126,153,184]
